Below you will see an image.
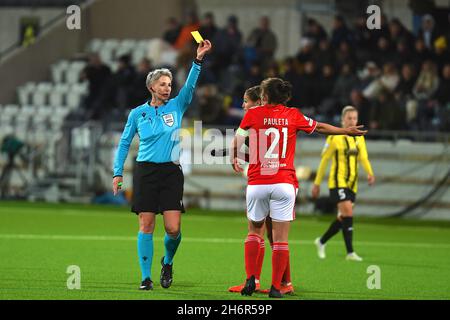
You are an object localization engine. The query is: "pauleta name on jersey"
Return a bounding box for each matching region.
[263,118,289,126]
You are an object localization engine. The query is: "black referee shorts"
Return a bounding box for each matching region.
[330,188,356,204]
[131,162,185,215]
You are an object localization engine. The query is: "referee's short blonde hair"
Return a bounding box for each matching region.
[341,105,358,119]
[146,68,173,89]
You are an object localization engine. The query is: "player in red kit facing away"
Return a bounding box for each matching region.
[227,85,294,295]
[231,78,367,298]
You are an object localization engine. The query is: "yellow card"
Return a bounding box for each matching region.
[190,31,204,43]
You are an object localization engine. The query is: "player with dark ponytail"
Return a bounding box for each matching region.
[231,77,368,298]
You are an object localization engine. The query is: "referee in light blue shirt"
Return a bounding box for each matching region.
[112,40,212,291]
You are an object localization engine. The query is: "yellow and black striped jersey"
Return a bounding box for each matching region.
[313,135,374,194]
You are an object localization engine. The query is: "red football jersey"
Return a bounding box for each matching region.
[239,104,317,186]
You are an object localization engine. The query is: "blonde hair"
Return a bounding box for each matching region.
[146,68,172,89]
[341,105,358,119]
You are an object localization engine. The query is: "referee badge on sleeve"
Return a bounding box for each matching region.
[162,113,175,127]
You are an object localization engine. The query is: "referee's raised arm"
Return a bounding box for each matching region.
[176,40,212,114]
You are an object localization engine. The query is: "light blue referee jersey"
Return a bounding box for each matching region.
[113,61,201,177]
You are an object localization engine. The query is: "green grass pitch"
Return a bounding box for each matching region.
[0,201,449,300]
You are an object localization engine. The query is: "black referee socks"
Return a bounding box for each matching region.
[341,217,354,254]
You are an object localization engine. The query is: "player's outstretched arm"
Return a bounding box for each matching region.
[315,122,368,136]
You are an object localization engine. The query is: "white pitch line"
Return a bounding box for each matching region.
[0,234,449,249]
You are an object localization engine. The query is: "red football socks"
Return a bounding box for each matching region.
[271,242,289,290]
[244,234,261,279]
[283,253,291,283]
[254,235,265,281]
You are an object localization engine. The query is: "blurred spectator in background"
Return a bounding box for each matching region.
[80,53,112,119]
[196,84,224,124]
[392,39,414,68]
[296,37,314,64]
[412,38,433,67]
[114,54,136,111]
[372,37,394,67]
[298,61,319,109]
[224,84,246,126]
[389,18,415,48]
[380,63,400,92]
[353,15,373,67]
[369,14,391,49]
[244,63,264,89]
[304,18,327,44]
[174,11,200,50]
[446,13,450,48]
[408,0,436,35]
[358,61,381,91]
[418,14,439,49]
[363,62,399,100]
[434,64,450,106]
[332,63,358,108]
[413,60,440,129]
[432,36,450,71]
[211,15,242,75]
[395,64,417,100]
[370,90,405,130]
[195,13,218,86]
[413,60,439,100]
[246,16,278,69]
[335,40,355,70]
[163,17,182,46]
[265,62,281,78]
[315,64,358,122]
[395,64,417,128]
[350,89,371,127]
[433,64,450,130]
[312,38,335,70]
[330,15,353,48]
[199,12,218,41]
[282,57,301,107]
[317,64,336,107]
[132,58,153,105]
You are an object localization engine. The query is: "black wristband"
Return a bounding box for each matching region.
[194,58,203,65]
[113,175,123,178]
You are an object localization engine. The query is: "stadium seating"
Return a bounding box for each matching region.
[2,36,448,220]
[86,38,177,68]
[0,51,91,196]
[0,0,208,203]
